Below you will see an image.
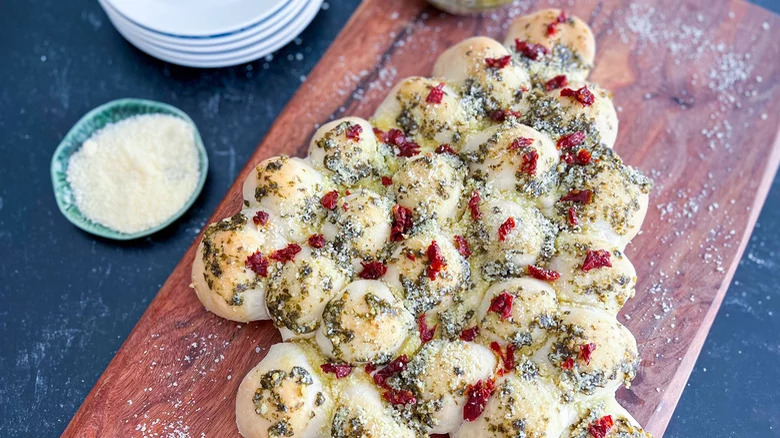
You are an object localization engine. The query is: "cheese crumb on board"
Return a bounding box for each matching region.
[66,114,200,234]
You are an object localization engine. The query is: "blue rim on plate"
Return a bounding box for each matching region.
[51,98,208,240]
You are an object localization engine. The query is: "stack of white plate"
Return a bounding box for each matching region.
[99,0,323,68]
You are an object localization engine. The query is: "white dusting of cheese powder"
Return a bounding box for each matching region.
[66,114,200,234]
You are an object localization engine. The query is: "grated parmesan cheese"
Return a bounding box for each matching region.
[66,114,200,234]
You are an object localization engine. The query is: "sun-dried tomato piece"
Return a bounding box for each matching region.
[373,355,409,389]
[463,379,495,422]
[509,137,535,150]
[269,244,302,263]
[386,128,406,146]
[426,240,447,281]
[308,234,326,248]
[498,217,516,241]
[426,82,446,104]
[520,150,539,176]
[468,191,481,220]
[544,74,568,91]
[561,189,593,204]
[345,123,363,141]
[527,264,560,281]
[397,140,421,157]
[321,190,339,210]
[576,148,592,164]
[489,291,513,320]
[364,363,377,374]
[589,415,615,438]
[418,314,436,343]
[383,388,417,405]
[373,127,389,142]
[459,326,480,342]
[245,251,269,277]
[252,210,269,226]
[560,86,595,106]
[381,176,393,186]
[321,363,353,378]
[358,261,387,279]
[546,10,568,36]
[435,143,457,155]
[405,252,416,261]
[490,341,516,374]
[453,235,472,258]
[556,131,586,149]
[579,342,597,364]
[567,206,579,226]
[561,357,575,370]
[489,108,522,122]
[390,204,413,241]
[514,40,550,60]
[582,249,612,271]
[485,55,512,69]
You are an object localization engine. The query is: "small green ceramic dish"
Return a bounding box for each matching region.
[51,98,208,240]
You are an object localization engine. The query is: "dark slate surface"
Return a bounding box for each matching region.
[0,1,777,436]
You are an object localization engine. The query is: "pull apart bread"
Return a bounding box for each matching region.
[191,9,653,438]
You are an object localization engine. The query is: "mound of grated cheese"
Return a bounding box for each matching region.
[66,114,200,234]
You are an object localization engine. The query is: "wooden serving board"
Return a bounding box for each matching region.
[64,0,780,436]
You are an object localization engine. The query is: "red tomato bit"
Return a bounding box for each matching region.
[269,244,302,263]
[453,235,472,258]
[560,86,595,106]
[320,363,353,378]
[589,415,615,438]
[320,190,339,210]
[345,123,363,141]
[488,291,514,320]
[426,82,446,104]
[373,355,409,389]
[426,240,447,281]
[459,326,480,342]
[374,127,420,157]
[544,74,568,91]
[358,261,387,279]
[579,342,597,364]
[383,389,417,406]
[567,206,579,226]
[485,55,512,69]
[514,40,550,60]
[509,137,535,150]
[390,204,413,241]
[468,191,481,220]
[490,341,516,374]
[561,357,575,370]
[381,176,393,186]
[364,363,377,374]
[582,249,612,272]
[489,108,522,122]
[520,150,539,176]
[245,251,269,277]
[308,234,326,248]
[561,189,593,204]
[435,143,457,155]
[556,131,586,149]
[252,210,269,226]
[527,264,560,281]
[546,10,568,36]
[498,217,516,241]
[463,379,495,422]
[418,314,436,343]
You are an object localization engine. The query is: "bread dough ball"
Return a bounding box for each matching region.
[477,278,559,349]
[265,247,349,340]
[242,156,327,241]
[373,76,469,147]
[236,343,330,438]
[322,189,392,266]
[433,36,531,116]
[330,382,417,438]
[394,152,466,225]
[404,340,497,434]
[192,211,287,322]
[533,307,639,403]
[453,374,575,438]
[561,396,652,438]
[308,117,385,186]
[549,233,637,315]
[474,197,555,271]
[463,124,558,195]
[547,81,618,149]
[385,232,470,316]
[316,280,413,364]
[504,8,595,82]
[556,155,651,248]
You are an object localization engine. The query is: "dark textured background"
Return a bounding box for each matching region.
[0,1,777,436]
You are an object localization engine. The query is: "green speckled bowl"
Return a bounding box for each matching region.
[51,98,208,240]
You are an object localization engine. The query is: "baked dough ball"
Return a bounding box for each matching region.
[433,36,531,116]
[548,233,637,315]
[385,232,470,316]
[308,117,385,186]
[394,152,466,225]
[373,76,469,147]
[265,247,349,340]
[546,81,618,149]
[477,278,559,349]
[561,397,652,438]
[330,382,417,438]
[475,197,555,270]
[236,343,330,438]
[453,374,575,438]
[534,307,639,403]
[557,154,651,248]
[463,124,558,195]
[316,280,413,364]
[504,8,595,82]
[404,340,497,434]
[192,211,287,322]
[322,189,392,266]
[242,156,326,241]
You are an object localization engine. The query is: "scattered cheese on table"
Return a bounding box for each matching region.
[66,114,200,234]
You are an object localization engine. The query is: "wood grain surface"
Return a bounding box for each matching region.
[63,0,780,436]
